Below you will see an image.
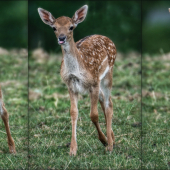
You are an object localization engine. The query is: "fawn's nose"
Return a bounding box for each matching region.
[59,35,66,41]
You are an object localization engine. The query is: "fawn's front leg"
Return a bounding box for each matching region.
[1,103,16,154]
[69,90,78,156]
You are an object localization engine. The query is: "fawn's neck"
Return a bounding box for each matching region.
[61,38,80,74]
[61,38,78,55]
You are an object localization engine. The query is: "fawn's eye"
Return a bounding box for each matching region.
[69,26,74,31]
[52,27,56,31]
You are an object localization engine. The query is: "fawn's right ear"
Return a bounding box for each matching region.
[38,8,55,26]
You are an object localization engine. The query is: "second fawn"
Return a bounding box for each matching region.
[0,85,16,153]
[38,5,116,156]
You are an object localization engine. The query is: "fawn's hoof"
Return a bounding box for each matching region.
[69,146,77,156]
[101,140,108,147]
[106,145,113,152]
[9,145,16,154]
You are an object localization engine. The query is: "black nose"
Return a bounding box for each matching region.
[59,35,66,41]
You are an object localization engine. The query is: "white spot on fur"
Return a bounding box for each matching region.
[101,56,108,65]
[99,66,109,80]
[108,47,110,50]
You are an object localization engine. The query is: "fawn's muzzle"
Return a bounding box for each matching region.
[58,35,66,45]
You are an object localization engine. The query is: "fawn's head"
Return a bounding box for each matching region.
[38,5,88,45]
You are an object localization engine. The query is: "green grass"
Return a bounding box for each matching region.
[29,49,141,169]
[142,53,170,169]
[0,49,28,169]
[0,48,169,169]
[2,48,169,169]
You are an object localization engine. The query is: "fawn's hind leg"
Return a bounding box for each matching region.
[0,102,16,153]
[99,71,115,151]
[90,85,107,146]
[99,91,115,145]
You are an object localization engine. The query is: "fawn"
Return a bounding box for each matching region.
[0,85,16,153]
[38,5,116,156]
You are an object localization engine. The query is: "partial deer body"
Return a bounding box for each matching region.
[0,85,16,153]
[38,5,116,156]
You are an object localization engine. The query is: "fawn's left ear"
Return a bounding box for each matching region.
[72,5,88,27]
[38,8,55,26]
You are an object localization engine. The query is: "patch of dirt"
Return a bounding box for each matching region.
[115,51,140,62]
[32,48,50,64]
[144,53,170,61]
[29,89,42,101]
[0,47,27,57]
[112,92,141,102]
[142,90,164,99]
[0,47,9,55]
[0,80,21,87]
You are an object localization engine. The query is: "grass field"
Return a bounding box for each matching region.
[28,49,141,169]
[1,47,169,169]
[0,48,28,169]
[142,53,170,170]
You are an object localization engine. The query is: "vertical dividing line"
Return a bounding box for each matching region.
[27,0,29,169]
[141,0,142,170]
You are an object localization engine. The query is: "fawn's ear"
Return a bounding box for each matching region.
[72,5,88,26]
[38,8,55,26]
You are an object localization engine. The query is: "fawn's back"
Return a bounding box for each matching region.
[76,34,116,77]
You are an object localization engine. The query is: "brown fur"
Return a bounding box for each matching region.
[76,34,116,77]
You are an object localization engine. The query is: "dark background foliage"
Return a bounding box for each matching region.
[0,1,27,49]
[0,1,169,54]
[29,1,141,53]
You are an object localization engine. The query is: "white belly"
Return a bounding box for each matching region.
[69,77,88,94]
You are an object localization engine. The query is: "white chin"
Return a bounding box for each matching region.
[58,42,66,45]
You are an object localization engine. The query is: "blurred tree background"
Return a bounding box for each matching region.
[29,1,141,53]
[142,1,170,54]
[0,1,27,49]
[0,1,169,54]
